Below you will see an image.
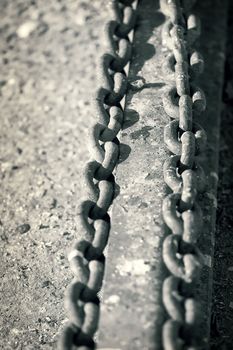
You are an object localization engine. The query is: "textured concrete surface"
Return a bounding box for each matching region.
[0,1,110,349]
[99,1,168,348]
[98,0,228,349]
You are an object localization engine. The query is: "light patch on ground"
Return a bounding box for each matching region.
[116,259,150,276]
[17,21,38,38]
[105,295,120,305]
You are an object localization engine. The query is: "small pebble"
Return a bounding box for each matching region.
[130,77,146,90]
[41,280,50,288]
[39,224,49,229]
[106,295,120,304]
[17,224,31,234]
[43,105,51,112]
[17,21,37,39]
[63,231,71,236]
[45,316,52,323]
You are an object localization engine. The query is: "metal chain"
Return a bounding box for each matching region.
[59,1,137,349]
[160,0,207,349]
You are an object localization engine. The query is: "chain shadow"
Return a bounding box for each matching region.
[115,2,165,196]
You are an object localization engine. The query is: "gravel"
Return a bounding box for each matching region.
[0,1,109,349]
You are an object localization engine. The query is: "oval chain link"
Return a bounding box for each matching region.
[160,0,207,349]
[59,1,137,349]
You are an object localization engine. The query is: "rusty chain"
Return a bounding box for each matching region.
[58,0,208,348]
[160,0,207,349]
[58,1,137,349]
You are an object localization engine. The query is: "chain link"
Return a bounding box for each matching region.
[160,0,207,348]
[59,1,137,349]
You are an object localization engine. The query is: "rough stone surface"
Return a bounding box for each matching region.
[0,1,110,349]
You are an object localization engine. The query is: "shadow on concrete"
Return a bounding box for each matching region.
[119,0,165,162]
[210,3,233,348]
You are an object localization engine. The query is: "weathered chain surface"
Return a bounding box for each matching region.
[59,1,137,349]
[160,0,207,349]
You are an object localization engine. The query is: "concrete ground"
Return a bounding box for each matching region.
[0,1,232,349]
[0,1,109,349]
